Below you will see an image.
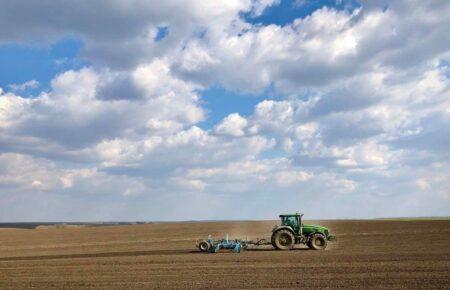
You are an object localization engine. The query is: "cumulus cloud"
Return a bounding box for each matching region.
[0,0,273,69]
[214,113,248,137]
[0,0,449,220]
[173,1,450,95]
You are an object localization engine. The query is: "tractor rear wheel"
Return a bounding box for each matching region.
[309,233,327,250]
[271,234,276,248]
[199,241,210,252]
[273,230,295,250]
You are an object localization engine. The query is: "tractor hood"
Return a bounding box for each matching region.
[302,224,329,235]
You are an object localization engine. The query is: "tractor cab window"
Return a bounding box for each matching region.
[281,216,299,229]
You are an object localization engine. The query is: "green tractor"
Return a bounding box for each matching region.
[270,213,335,250]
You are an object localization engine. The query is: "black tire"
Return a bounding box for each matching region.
[199,241,210,252]
[271,234,277,248]
[309,233,327,250]
[272,229,295,250]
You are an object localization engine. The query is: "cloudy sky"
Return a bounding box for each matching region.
[0,0,449,221]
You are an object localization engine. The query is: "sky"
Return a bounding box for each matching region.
[0,0,449,221]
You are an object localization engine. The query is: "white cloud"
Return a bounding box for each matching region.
[275,170,313,185]
[0,153,145,196]
[0,0,267,69]
[174,1,450,95]
[0,92,28,129]
[215,113,248,137]
[250,0,281,17]
[8,80,39,92]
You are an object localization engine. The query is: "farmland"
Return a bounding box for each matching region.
[0,219,449,288]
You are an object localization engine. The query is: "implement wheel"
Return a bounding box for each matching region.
[273,230,294,250]
[309,233,327,250]
[199,241,210,252]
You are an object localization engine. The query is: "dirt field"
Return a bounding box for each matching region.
[0,219,449,289]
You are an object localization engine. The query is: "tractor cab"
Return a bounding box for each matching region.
[279,213,303,234]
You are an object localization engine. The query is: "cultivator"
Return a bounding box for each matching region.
[196,212,336,253]
[196,235,272,253]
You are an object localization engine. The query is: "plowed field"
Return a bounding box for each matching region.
[1,220,449,289]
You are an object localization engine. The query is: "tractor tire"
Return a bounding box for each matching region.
[273,229,295,250]
[271,234,277,248]
[199,241,210,252]
[309,233,327,250]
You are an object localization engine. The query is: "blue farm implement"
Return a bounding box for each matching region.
[196,235,247,253]
[196,235,273,253]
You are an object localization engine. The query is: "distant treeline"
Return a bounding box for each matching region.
[0,222,151,229]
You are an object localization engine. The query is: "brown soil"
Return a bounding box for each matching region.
[0,220,449,289]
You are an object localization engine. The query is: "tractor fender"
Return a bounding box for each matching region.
[271,226,295,235]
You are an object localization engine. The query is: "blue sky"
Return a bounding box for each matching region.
[0,39,87,95]
[0,0,449,221]
[244,0,360,25]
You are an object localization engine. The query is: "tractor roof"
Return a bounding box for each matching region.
[279,213,303,217]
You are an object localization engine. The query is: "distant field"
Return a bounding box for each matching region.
[373,216,450,221]
[1,220,449,288]
[0,222,149,229]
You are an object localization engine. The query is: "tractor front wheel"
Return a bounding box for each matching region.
[273,230,295,250]
[309,233,327,250]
